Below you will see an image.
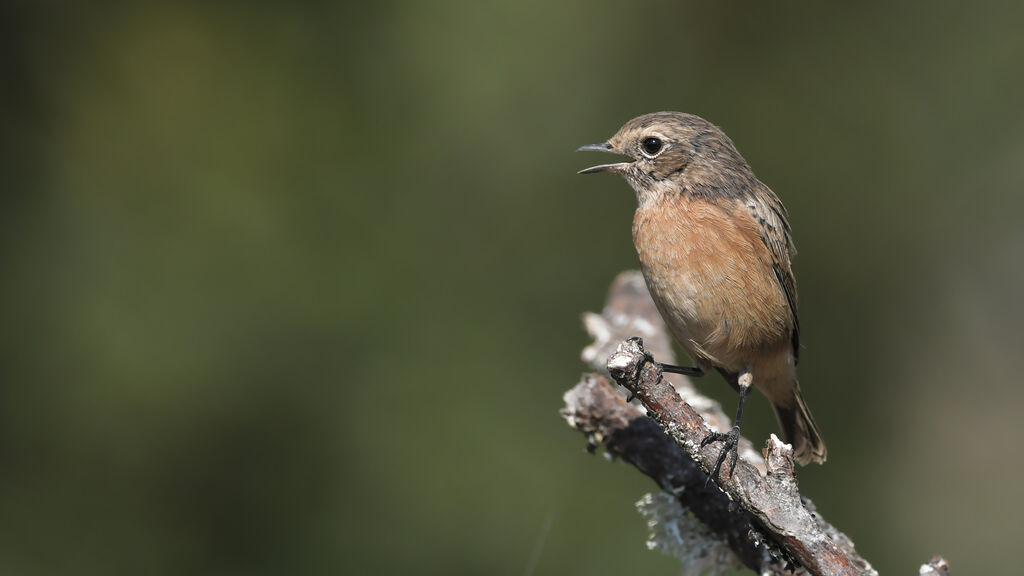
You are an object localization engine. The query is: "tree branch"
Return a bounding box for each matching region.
[562,271,948,576]
[563,373,777,573]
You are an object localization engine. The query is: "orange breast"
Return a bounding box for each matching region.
[632,197,793,372]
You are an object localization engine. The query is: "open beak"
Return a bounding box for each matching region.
[576,141,632,174]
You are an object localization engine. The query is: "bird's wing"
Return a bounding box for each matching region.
[744,184,800,362]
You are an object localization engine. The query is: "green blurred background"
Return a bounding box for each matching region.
[3,1,1023,574]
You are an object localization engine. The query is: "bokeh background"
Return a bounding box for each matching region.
[3,1,1023,574]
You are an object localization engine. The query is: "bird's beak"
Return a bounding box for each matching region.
[576,141,632,174]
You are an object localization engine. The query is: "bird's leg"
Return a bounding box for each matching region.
[659,363,707,377]
[701,371,752,484]
[641,349,707,377]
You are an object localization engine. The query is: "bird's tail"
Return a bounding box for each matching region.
[772,380,827,465]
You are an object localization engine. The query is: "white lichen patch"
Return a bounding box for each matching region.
[919,557,949,576]
[607,351,635,373]
[580,312,613,368]
[636,492,742,576]
[630,316,658,337]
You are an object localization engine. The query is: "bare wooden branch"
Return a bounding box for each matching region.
[563,271,949,576]
[608,336,873,576]
[562,373,776,573]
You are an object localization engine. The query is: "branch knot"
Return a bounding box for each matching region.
[607,336,649,387]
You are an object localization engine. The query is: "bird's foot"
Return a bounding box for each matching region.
[641,348,659,371]
[701,425,741,485]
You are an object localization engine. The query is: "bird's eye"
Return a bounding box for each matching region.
[641,137,663,156]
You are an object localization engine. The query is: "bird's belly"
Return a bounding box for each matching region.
[633,203,792,371]
[640,263,735,364]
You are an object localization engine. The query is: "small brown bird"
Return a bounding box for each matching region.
[578,112,826,476]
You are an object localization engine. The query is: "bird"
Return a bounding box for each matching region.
[577,112,826,478]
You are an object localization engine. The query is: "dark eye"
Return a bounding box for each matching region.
[641,137,663,156]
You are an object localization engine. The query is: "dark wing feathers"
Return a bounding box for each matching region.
[745,184,800,362]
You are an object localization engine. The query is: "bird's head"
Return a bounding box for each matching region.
[578,111,748,204]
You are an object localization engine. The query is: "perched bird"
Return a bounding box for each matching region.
[578,112,826,477]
